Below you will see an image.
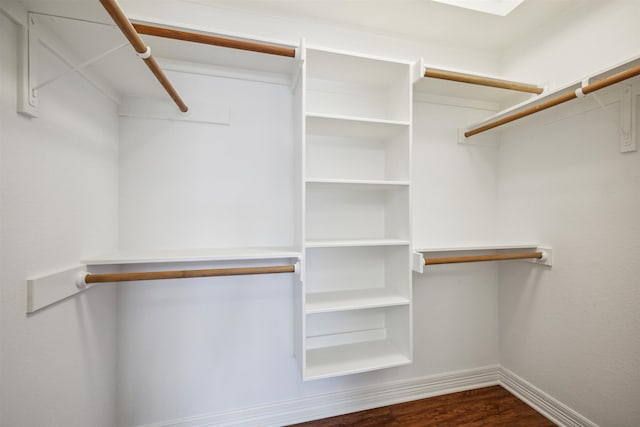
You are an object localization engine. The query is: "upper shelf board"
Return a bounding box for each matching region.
[136,22,298,76]
[414,242,540,253]
[306,46,411,88]
[306,114,409,139]
[414,62,542,104]
[463,54,640,137]
[34,15,299,101]
[84,247,301,265]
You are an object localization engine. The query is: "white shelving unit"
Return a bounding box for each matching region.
[297,47,413,380]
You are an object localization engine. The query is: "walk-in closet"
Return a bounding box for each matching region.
[1,1,639,426]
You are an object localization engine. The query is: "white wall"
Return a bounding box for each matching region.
[495,2,640,425]
[115,72,302,425]
[412,100,501,374]
[0,11,119,427]
[496,77,640,427]
[114,57,504,427]
[501,0,640,90]
[106,3,512,425]
[118,73,295,251]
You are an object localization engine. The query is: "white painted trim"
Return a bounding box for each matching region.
[138,365,500,427]
[136,365,600,427]
[498,367,599,427]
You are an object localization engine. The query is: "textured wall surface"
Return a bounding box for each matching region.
[0,12,119,427]
[497,91,640,426]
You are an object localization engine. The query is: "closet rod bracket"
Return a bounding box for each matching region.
[530,246,552,267]
[412,252,426,273]
[135,46,151,59]
[76,271,89,289]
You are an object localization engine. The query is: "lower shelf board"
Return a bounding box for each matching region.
[305,289,410,313]
[305,340,411,380]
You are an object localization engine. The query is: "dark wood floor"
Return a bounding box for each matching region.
[287,385,555,426]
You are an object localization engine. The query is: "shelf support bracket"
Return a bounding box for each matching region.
[27,265,90,314]
[32,42,128,91]
[28,14,121,106]
[412,252,425,273]
[1,0,38,117]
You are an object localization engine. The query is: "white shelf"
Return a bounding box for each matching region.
[412,60,543,106]
[145,33,296,78]
[463,54,640,136]
[305,179,410,189]
[305,184,409,242]
[305,239,410,248]
[306,113,409,139]
[40,15,299,100]
[84,247,301,265]
[305,289,410,314]
[305,340,410,380]
[414,242,540,253]
[306,47,411,88]
[415,71,540,105]
[305,115,410,182]
[306,48,411,122]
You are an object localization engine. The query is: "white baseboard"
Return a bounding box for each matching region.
[141,365,500,427]
[498,367,598,427]
[140,365,598,427]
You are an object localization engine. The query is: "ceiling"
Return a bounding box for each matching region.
[180,0,584,53]
[22,0,585,54]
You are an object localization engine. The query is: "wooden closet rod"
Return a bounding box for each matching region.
[132,23,297,58]
[425,251,542,266]
[424,68,543,94]
[84,265,296,284]
[465,63,640,138]
[98,0,189,112]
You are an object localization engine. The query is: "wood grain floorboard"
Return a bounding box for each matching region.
[287,385,556,426]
